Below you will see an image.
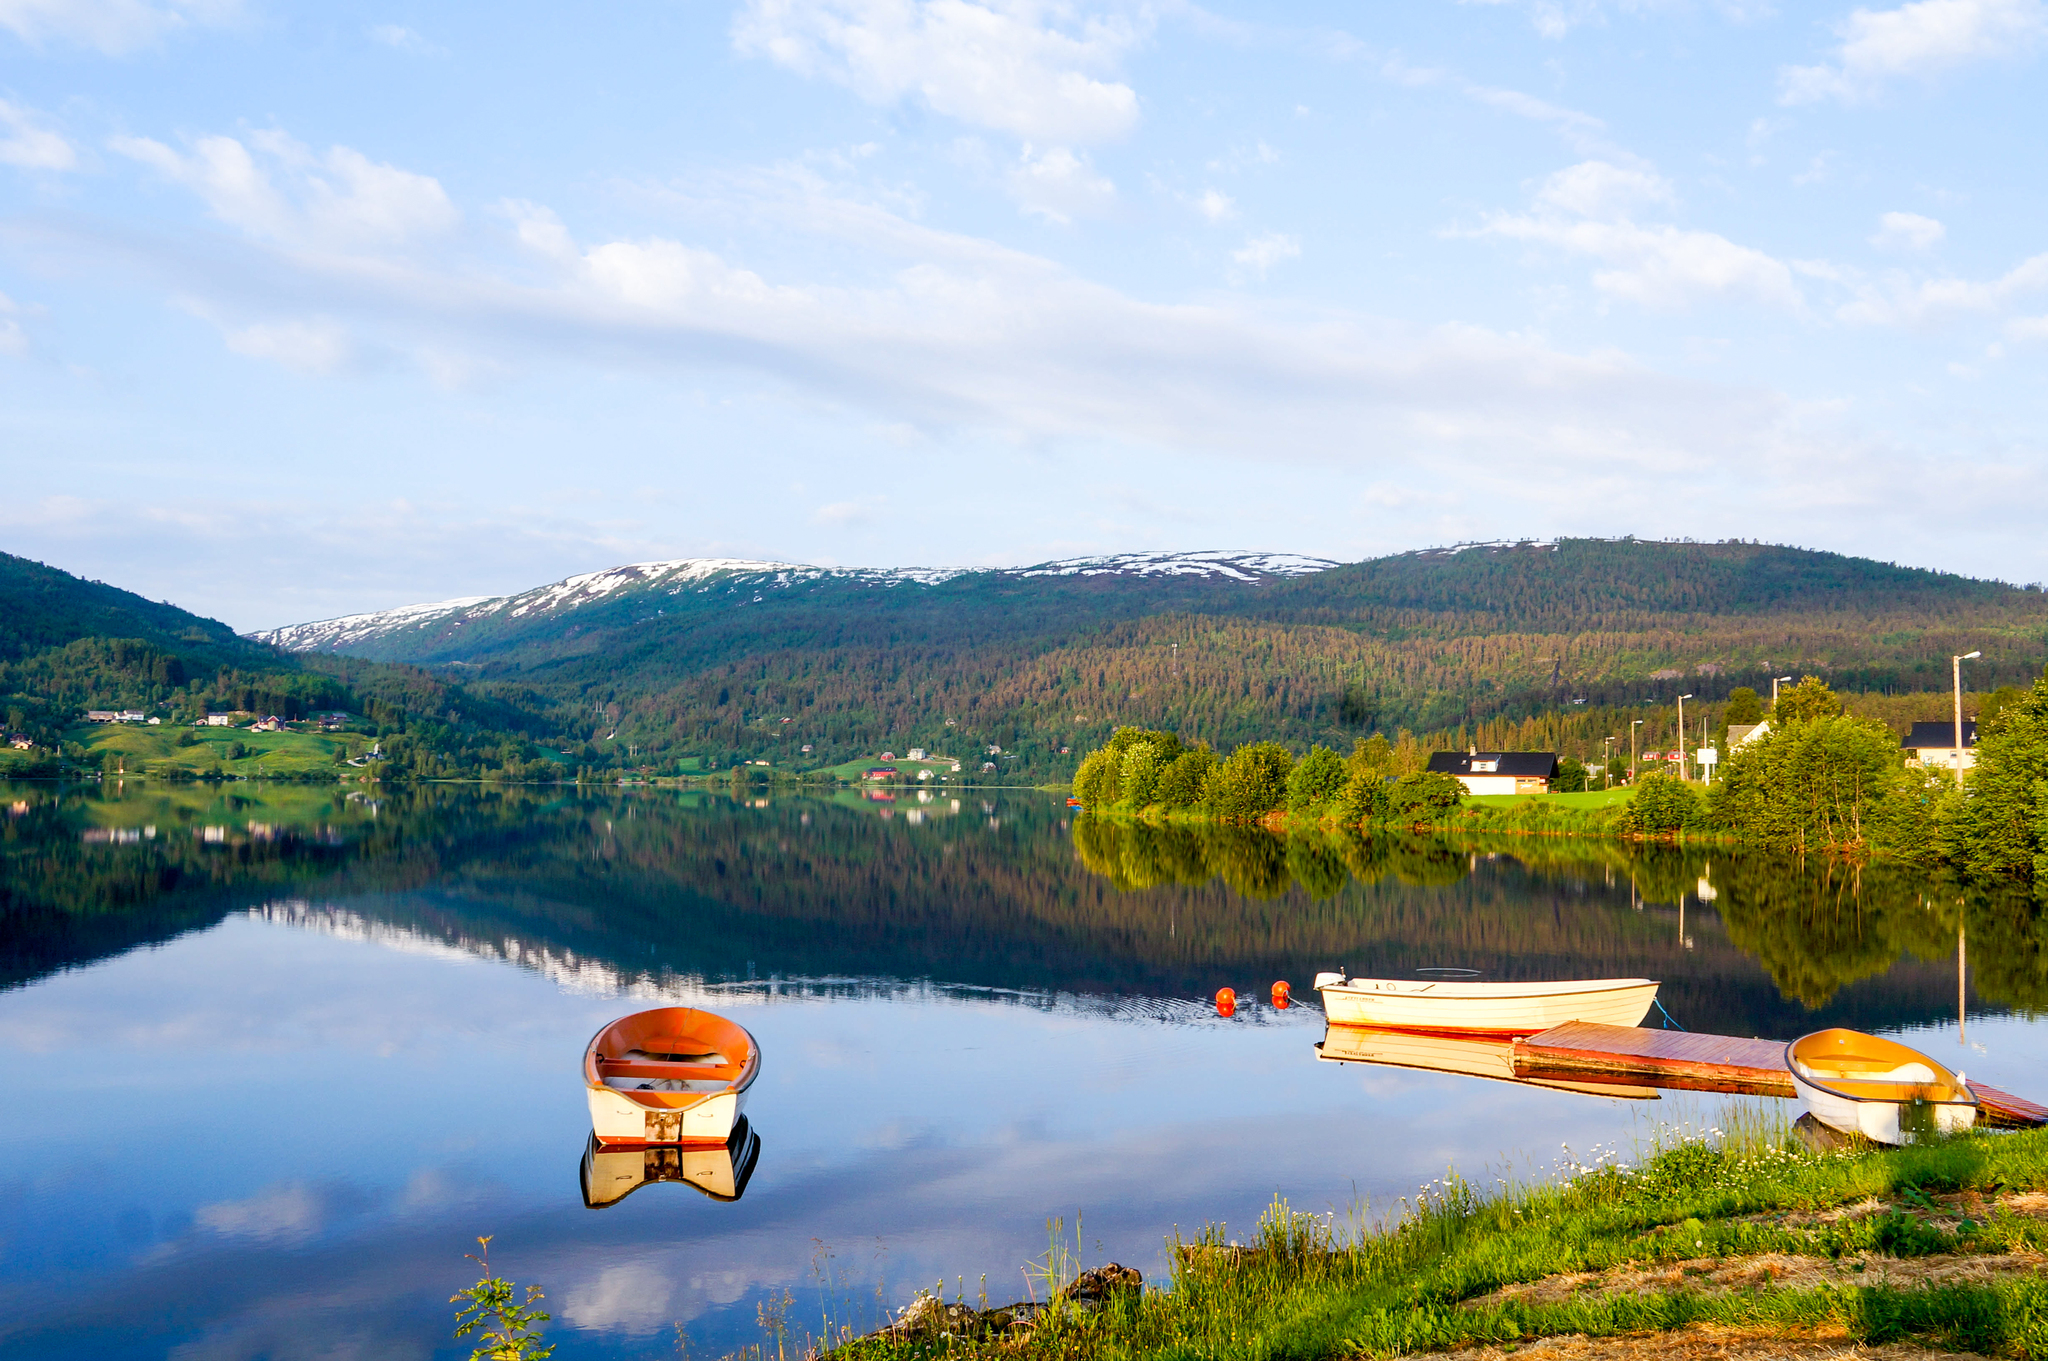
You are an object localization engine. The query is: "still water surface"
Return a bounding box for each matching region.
[2,783,2044,1359]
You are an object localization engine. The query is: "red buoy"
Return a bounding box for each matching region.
[1215,987,1236,1017]
[1271,980,1291,1008]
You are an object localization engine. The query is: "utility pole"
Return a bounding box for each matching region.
[1677,694,1694,781]
[1953,650,1981,777]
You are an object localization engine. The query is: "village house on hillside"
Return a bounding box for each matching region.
[1903,720,1976,771]
[1427,750,1559,796]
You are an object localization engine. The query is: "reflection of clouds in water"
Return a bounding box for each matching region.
[193,1183,327,1243]
[561,1260,676,1332]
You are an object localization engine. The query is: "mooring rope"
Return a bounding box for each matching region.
[1652,997,1686,1031]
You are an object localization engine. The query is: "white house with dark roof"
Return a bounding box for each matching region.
[1427,750,1559,796]
[1903,720,1976,772]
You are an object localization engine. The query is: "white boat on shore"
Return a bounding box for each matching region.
[584,1007,761,1146]
[1787,1028,1977,1145]
[1313,972,1658,1035]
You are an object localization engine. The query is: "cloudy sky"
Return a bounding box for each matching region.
[2,0,2045,628]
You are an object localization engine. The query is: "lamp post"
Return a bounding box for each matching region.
[1953,650,1981,776]
[1677,694,1694,781]
[1771,675,1793,708]
[1603,736,1615,790]
[1630,719,1643,785]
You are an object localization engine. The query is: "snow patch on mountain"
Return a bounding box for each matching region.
[249,551,1338,652]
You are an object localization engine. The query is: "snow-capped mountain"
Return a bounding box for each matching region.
[248,551,1341,659]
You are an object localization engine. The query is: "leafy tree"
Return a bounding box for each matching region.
[1152,746,1215,809]
[1773,676,1841,724]
[1950,669,2048,879]
[1286,744,1347,813]
[1980,685,2030,734]
[1118,737,1176,808]
[1386,770,1463,820]
[1625,773,1702,836]
[1347,733,1394,779]
[1071,748,1120,808]
[1335,771,1390,825]
[1724,686,1764,726]
[1708,712,1906,851]
[1210,742,1295,821]
[1553,757,1588,793]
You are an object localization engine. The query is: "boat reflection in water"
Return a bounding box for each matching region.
[580,1116,764,1207]
[1317,1024,1660,1101]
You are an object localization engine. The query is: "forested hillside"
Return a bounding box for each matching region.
[0,551,554,776]
[253,539,2048,779]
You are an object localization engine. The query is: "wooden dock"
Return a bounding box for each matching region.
[1512,1021,2048,1128]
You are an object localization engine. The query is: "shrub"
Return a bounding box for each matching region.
[1210,742,1295,821]
[1625,772,1702,835]
[1553,757,1588,793]
[1118,738,1175,808]
[1286,744,1348,814]
[1336,771,1390,824]
[1071,748,1119,808]
[1387,770,1464,820]
[1708,712,1905,850]
[1152,747,1216,809]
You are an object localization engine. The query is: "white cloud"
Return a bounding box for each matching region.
[1194,188,1235,222]
[1835,250,2048,325]
[1473,160,1803,312]
[1871,210,1946,250]
[0,0,239,52]
[0,98,74,169]
[1230,232,1300,279]
[731,0,1144,142]
[2008,314,2048,341]
[111,130,459,250]
[1779,0,2047,104]
[221,317,356,374]
[367,22,436,53]
[193,1183,325,1243]
[1006,144,1115,221]
[0,290,27,356]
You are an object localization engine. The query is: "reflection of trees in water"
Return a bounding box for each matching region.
[1069,816,2048,1018]
[1715,857,2048,1013]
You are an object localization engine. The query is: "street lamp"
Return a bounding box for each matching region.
[1630,718,1643,785]
[1602,735,1616,790]
[1953,650,1982,775]
[1771,675,1793,707]
[1677,694,1694,781]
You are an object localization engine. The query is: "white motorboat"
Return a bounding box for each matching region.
[584,1007,761,1146]
[1316,1024,1659,1099]
[1787,1028,1977,1145]
[1313,972,1658,1035]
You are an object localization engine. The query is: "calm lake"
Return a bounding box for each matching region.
[3,782,2045,1360]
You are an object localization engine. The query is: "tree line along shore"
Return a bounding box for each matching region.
[1070,673,2048,882]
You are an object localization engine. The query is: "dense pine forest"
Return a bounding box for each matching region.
[8,539,2048,782]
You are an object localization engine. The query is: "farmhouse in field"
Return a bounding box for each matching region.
[1427,750,1559,796]
[1903,720,1977,772]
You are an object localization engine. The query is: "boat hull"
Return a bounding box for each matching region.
[1786,1028,1977,1145]
[581,1117,763,1206]
[583,1007,762,1146]
[1316,977,1658,1035]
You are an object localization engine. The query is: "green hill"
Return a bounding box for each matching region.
[251,539,2048,781]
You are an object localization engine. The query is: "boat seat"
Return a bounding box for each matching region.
[1809,1062,1936,1083]
[598,1056,742,1081]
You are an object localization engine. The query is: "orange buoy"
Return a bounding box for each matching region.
[1271,980,1291,1008]
[1215,987,1236,1017]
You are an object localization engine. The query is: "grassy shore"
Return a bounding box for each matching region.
[840,1121,2048,1361]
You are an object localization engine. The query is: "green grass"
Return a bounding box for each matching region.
[823,1124,2048,1361]
[818,753,971,782]
[1464,788,1637,809]
[70,722,354,778]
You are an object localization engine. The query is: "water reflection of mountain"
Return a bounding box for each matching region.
[5,782,2042,1037]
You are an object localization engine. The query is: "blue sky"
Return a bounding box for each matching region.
[2,0,2045,628]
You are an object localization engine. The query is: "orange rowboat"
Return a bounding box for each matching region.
[584,1007,762,1146]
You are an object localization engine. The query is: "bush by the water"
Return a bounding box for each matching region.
[1624,772,1702,835]
[1388,770,1465,820]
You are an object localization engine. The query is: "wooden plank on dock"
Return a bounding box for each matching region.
[1513,1022,2048,1127]
[1975,1082,2048,1129]
[1514,1020,1794,1096]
